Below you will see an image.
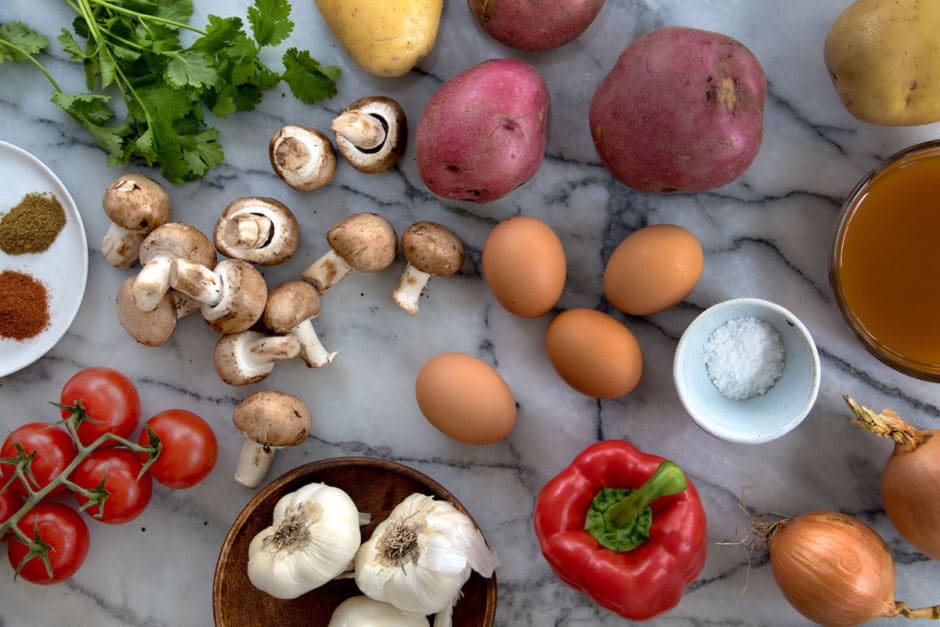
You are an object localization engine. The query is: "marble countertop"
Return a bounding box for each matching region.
[2,0,939,625]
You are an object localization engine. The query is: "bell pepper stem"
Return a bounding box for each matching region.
[606,461,688,529]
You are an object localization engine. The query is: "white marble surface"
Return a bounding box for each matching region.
[2,0,940,625]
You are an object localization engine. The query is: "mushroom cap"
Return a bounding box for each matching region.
[116,276,176,346]
[333,97,407,174]
[233,390,312,447]
[269,126,337,191]
[102,173,172,232]
[201,259,268,334]
[263,281,321,334]
[401,221,465,277]
[326,212,397,272]
[213,197,300,265]
[139,222,216,268]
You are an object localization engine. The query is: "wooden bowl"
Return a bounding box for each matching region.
[213,456,498,626]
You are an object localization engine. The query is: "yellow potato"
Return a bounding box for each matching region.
[824,0,940,126]
[315,0,443,77]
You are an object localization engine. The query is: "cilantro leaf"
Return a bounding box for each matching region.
[247,0,293,47]
[0,22,48,63]
[57,29,88,61]
[51,91,127,156]
[282,47,340,104]
[166,50,217,88]
[191,16,243,55]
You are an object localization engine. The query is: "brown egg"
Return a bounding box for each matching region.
[603,224,703,316]
[415,352,516,444]
[545,308,643,399]
[482,215,566,318]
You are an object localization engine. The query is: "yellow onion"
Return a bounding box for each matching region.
[846,396,940,560]
[768,511,939,625]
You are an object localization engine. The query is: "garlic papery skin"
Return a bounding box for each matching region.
[327,595,429,627]
[354,493,499,618]
[247,483,362,600]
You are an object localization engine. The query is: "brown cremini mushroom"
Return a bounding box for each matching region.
[332,97,407,173]
[170,258,268,334]
[214,197,300,266]
[232,390,312,488]
[214,331,301,386]
[263,281,336,368]
[392,221,465,315]
[269,125,337,191]
[300,212,397,293]
[133,223,215,312]
[101,174,172,268]
[116,276,177,347]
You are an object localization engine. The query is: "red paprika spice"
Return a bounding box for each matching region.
[534,440,707,621]
[0,270,50,340]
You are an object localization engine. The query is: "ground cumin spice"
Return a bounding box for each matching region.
[0,270,50,340]
[0,192,67,254]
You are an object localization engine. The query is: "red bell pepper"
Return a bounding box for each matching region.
[534,440,707,621]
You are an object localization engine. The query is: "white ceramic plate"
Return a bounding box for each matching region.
[0,141,88,377]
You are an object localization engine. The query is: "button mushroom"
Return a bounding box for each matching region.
[263,281,336,368]
[170,258,268,334]
[233,390,312,488]
[392,221,465,315]
[133,223,216,312]
[332,97,407,173]
[213,197,300,266]
[300,212,397,293]
[116,276,177,347]
[214,331,301,386]
[269,125,337,191]
[101,173,172,268]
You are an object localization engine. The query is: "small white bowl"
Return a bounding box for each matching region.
[673,298,821,444]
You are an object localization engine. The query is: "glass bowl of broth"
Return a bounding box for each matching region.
[830,140,940,381]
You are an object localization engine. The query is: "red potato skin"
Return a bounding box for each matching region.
[416,58,550,203]
[468,0,605,51]
[590,27,766,193]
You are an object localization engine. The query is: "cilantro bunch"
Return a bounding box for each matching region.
[0,0,340,183]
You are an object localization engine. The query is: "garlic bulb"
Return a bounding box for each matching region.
[354,493,498,622]
[328,595,429,627]
[247,482,362,599]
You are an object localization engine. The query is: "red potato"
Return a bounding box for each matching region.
[415,58,550,203]
[468,0,605,51]
[590,26,766,193]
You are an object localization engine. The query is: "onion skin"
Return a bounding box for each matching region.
[768,512,897,626]
[882,431,940,560]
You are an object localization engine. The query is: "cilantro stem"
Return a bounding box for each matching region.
[85,0,206,35]
[0,38,62,92]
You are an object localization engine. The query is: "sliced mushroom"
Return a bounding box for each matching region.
[116,276,177,347]
[269,125,337,191]
[170,258,268,334]
[101,174,172,268]
[214,331,301,386]
[233,390,312,488]
[392,221,465,315]
[300,212,397,293]
[133,223,215,312]
[214,197,300,266]
[332,97,407,173]
[263,281,336,368]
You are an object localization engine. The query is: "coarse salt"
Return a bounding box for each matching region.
[703,316,785,401]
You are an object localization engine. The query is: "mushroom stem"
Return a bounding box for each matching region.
[133,255,173,311]
[221,213,273,249]
[301,249,355,293]
[170,259,224,307]
[293,320,337,367]
[101,224,145,268]
[244,334,301,369]
[392,263,432,315]
[234,439,275,489]
[332,110,386,150]
[172,292,201,318]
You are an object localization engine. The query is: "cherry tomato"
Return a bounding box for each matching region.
[7,503,89,584]
[0,423,77,496]
[139,409,217,489]
[71,449,152,524]
[60,367,141,447]
[0,488,23,539]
